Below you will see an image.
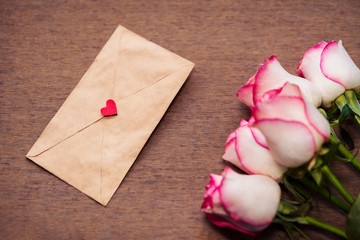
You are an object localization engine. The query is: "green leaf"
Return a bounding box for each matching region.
[294,202,312,217]
[340,126,355,150]
[275,216,310,240]
[345,90,360,117]
[335,94,347,111]
[273,218,310,240]
[313,155,325,169]
[318,147,330,156]
[283,176,309,201]
[318,108,327,118]
[338,104,352,125]
[278,200,298,215]
[283,224,296,240]
[346,193,360,240]
[355,115,360,126]
[278,199,312,218]
[326,103,340,120]
[294,216,309,224]
[311,170,323,186]
[291,223,311,240]
[285,165,308,179]
[330,127,340,141]
[333,155,352,163]
[355,91,360,100]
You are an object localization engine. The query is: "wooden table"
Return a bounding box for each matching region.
[1,0,359,239]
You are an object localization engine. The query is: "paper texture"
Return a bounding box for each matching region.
[26,25,194,206]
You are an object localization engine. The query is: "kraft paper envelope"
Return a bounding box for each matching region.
[26,25,194,206]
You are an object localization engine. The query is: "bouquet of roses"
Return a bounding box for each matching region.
[201,41,360,239]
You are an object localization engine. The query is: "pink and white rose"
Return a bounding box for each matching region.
[222,119,287,180]
[201,167,281,235]
[297,40,360,107]
[251,82,330,168]
[237,56,322,108]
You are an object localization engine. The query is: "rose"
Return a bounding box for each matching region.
[222,118,287,180]
[237,56,322,108]
[251,82,330,168]
[201,167,281,236]
[297,40,360,107]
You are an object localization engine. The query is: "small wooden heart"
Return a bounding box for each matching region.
[101,99,117,117]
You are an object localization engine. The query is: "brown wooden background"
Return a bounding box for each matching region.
[1,0,360,239]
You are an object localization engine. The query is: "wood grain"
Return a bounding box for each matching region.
[1,0,360,239]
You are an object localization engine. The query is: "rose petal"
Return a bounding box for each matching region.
[253,56,321,107]
[297,41,328,77]
[202,174,227,215]
[237,75,256,107]
[286,77,322,107]
[254,95,307,124]
[234,124,286,180]
[249,126,268,149]
[253,56,287,103]
[225,130,236,147]
[253,83,329,149]
[303,96,330,141]
[259,81,302,102]
[223,135,244,171]
[321,40,360,90]
[297,41,345,107]
[220,167,281,227]
[205,214,261,236]
[255,119,316,167]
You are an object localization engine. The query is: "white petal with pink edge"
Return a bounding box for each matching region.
[202,174,227,216]
[205,213,263,236]
[254,83,330,149]
[249,126,268,149]
[253,56,287,103]
[237,75,256,107]
[220,168,281,227]
[255,119,316,167]
[303,97,330,142]
[254,96,308,124]
[223,123,286,180]
[321,40,360,90]
[287,77,322,107]
[222,134,245,172]
[253,56,321,107]
[297,41,345,107]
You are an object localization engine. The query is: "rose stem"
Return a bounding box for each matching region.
[321,165,355,205]
[329,135,360,173]
[354,115,360,127]
[303,216,347,239]
[299,177,350,213]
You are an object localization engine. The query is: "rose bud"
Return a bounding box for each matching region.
[297,40,360,107]
[237,56,322,108]
[222,119,286,180]
[201,167,281,236]
[252,82,330,168]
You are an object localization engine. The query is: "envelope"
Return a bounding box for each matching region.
[26,25,194,206]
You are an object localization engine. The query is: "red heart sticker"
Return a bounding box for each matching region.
[101,99,117,117]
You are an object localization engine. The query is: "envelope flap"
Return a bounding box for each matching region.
[113,26,192,98]
[27,25,193,157]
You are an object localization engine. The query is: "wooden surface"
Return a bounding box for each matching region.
[1,0,360,239]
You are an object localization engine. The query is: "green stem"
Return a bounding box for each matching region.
[299,177,351,213]
[354,115,360,127]
[329,135,360,173]
[330,121,339,127]
[321,165,355,205]
[304,216,348,239]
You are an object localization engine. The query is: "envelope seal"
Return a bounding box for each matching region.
[101,99,117,117]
